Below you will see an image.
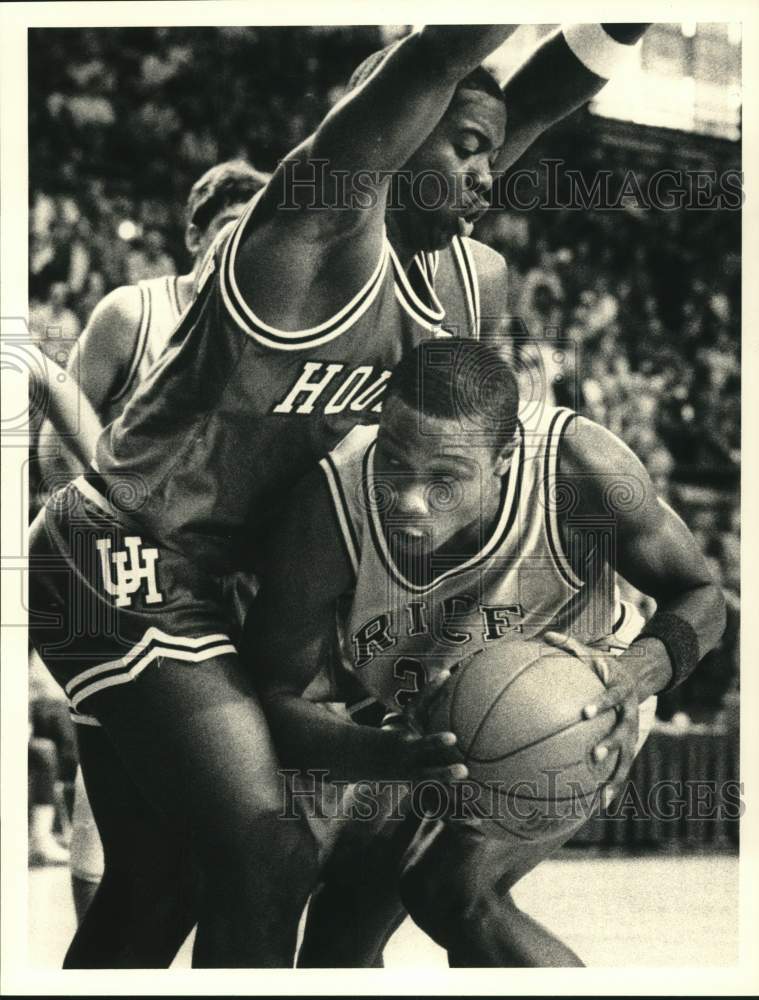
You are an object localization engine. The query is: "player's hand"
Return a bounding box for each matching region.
[543,631,639,806]
[383,670,469,785]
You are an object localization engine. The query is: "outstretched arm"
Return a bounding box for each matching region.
[235,26,520,331]
[497,24,650,170]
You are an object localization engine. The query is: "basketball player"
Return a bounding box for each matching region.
[245,339,726,967]
[29,25,652,968]
[61,159,269,430]
[52,161,270,926]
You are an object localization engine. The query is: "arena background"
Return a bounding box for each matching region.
[24,23,741,969]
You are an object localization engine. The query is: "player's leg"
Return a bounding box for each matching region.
[297,788,421,968]
[29,490,319,968]
[399,698,660,968]
[69,765,103,924]
[86,650,320,968]
[400,819,582,967]
[64,724,199,967]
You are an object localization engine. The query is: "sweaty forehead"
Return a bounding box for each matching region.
[447,89,506,143]
[381,397,492,458]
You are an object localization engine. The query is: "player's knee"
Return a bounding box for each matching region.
[400,839,517,947]
[205,809,320,891]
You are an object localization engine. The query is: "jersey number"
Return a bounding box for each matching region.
[393,656,427,709]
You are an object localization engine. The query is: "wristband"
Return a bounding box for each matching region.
[561,23,641,80]
[635,612,701,692]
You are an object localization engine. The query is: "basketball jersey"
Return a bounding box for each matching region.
[320,406,642,712]
[101,275,183,427]
[95,193,483,575]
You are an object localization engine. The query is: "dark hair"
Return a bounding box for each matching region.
[347,41,503,107]
[385,338,519,448]
[187,160,271,232]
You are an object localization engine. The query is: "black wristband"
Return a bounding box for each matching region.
[636,612,701,692]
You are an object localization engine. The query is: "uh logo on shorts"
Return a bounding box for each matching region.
[95,536,163,609]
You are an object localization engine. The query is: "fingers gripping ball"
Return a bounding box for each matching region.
[425,639,619,842]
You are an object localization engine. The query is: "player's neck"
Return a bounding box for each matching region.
[176,272,196,312]
[386,214,419,271]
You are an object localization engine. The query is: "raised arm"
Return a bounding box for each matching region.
[236,27,519,304]
[497,23,650,170]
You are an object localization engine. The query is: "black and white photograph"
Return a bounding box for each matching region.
[1,2,757,993]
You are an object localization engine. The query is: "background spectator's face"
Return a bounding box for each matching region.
[49,282,67,309]
[532,285,556,317]
[144,228,164,258]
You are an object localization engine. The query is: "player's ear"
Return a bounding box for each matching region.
[185,223,201,257]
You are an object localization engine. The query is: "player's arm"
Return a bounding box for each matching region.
[246,471,465,785]
[551,416,726,788]
[243,25,519,253]
[497,24,650,171]
[64,285,143,415]
[32,347,103,480]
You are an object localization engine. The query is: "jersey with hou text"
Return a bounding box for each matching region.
[101,275,184,428]
[94,193,483,575]
[321,407,641,712]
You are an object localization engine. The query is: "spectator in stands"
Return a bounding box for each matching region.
[28,650,77,866]
[30,282,81,358]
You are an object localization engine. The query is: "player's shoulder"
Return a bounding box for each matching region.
[463,237,507,334]
[464,237,507,285]
[560,414,638,471]
[323,423,378,474]
[85,283,144,332]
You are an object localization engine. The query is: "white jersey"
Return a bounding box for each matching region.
[321,405,643,712]
[102,274,183,426]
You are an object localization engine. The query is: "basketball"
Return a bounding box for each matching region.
[426,639,620,842]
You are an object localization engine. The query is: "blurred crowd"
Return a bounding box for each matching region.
[28,26,739,724]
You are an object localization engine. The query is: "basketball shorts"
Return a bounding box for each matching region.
[28,476,248,725]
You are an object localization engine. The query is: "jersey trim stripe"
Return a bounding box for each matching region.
[70,711,101,727]
[363,420,525,595]
[110,282,150,405]
[452,236,481,338]
[220,190,391,349]
[73,475,114,516]
[544,409,584,591]
[65,630,236,710]
[388,243,446,325]
[320,453,360,577]
[167,274,182,321]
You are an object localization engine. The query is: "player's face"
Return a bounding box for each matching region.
[373,396,511,558]
[187,200,249,263]
[397,90,506,251]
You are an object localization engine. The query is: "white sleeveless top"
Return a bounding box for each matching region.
[103,274,183,425]
[320,405,643,711]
